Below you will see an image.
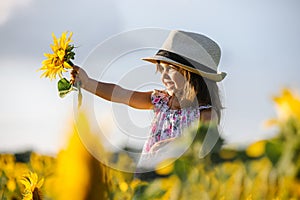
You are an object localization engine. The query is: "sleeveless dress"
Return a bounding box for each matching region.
[134,90,212,180]
[135,89,212,178]
[141,90,212,155]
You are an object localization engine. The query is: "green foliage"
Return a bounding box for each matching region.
[64,45,75,62]
[265,140,282,165]
[2,88,300,199]
[57,78,74,98]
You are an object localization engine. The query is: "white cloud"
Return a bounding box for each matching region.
[0,0,33,25]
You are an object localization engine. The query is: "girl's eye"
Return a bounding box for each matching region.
[169,66,179,72]
[157,63,179,73]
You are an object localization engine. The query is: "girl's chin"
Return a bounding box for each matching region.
[166,90,174,96]
[166,88,184,97]
[166,88,176,96]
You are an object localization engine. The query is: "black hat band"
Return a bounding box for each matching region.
[156,50,216,74]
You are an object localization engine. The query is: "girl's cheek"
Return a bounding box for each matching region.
[174,73,185,89]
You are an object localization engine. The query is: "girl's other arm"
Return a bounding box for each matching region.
[71,65,153,110]
[200,108,219,124]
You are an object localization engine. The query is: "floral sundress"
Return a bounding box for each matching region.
[142,90,212,154]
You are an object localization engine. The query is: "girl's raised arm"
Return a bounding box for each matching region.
[71,65,153,110]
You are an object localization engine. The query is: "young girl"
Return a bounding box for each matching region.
[71,30,226,176]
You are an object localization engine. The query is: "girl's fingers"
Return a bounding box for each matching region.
[70,65,88,86]
[71,69,78,76]
[72,65,80,71]
[70,68,80,85]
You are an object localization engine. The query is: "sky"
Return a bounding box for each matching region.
[0,0,300,154]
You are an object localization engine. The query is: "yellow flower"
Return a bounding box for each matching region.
[246,140,266,158]
[39,31,74,80]
[20,171,44,200]
[130,179,144,190]
[159,175,181,200]
[7,178,16,192]
[275,89,300,120]
[267,88,300,125]
[119,181,129,192]
[50,112,110,200]
[155,158,175,176]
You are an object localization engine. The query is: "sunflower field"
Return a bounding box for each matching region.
[1,88,300,200]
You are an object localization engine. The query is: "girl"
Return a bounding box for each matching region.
[71,30,226,176]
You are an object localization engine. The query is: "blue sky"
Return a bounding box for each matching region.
[0,0,300,154]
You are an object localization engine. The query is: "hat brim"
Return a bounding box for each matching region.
[142,55,226,82]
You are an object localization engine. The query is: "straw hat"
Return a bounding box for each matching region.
[142,30,226,82]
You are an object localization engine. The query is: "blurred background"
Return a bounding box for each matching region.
[1,0,300,154]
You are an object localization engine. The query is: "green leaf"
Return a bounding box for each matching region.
[58,78,72,91]
[143,180,167,200]
[65,45,76,62]
[265,140,283,166]
[174,159,189,182]
[133,185,148,200]
[57,78,73,98]
[147,190,166,199]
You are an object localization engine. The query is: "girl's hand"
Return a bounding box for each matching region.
[149,138,176,153]
[70,65,90,89]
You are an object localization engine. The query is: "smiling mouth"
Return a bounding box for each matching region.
[165,85,175,91]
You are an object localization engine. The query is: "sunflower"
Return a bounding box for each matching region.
[265,88,300,127]
[20,172,44,200]
[273,88,300,121]
[39,31,75,80]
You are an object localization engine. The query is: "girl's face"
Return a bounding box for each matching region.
[157,62,185,96]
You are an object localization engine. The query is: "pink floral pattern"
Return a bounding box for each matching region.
[142,90,211,154]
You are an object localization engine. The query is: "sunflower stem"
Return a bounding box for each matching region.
[76,81,82,108]
[67,61,81,107]
[67,60,74,67]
